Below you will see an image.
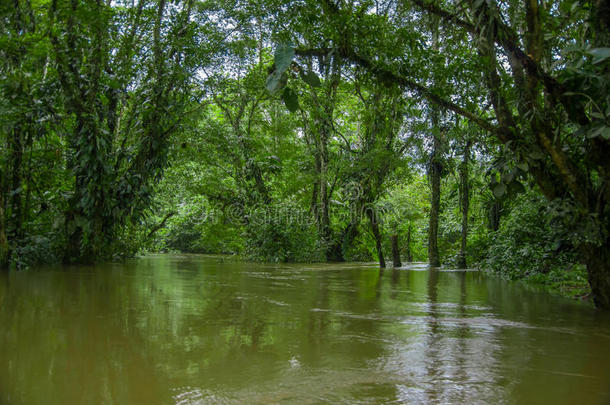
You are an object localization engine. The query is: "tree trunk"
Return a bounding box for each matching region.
[367,207,385,268]
[23,131,34,225]
[0,175,8,269]
[391,233,401,267]
[457,140,470,269]
[488,202,501,231]
[340,217,359,260]
[319,131,332,259]
[405,224,413,262]
[310,177,319,217]
[428,130,442,267]
[581,239,610,309]
[7,126,24,264]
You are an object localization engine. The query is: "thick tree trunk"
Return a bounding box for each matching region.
[319,133,331,259]
[593,0,610,46]
[310,177,319,217]
[581,240,610,309]
[391,233,401,267]
[457,141,470,269]
[367,208,385,268]
[428,132,442,267]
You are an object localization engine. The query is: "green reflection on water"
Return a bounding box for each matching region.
[1,255,609,404]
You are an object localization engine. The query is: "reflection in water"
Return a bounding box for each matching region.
[1,255,609,405]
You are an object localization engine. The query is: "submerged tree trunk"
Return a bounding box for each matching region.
[457,140,471,269]
[428,129,442,267]
[391,226,401,267]
[367,208,385,268]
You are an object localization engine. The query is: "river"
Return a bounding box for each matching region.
[1,255,609,404]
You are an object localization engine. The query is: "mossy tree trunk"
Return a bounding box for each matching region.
[457,140,471,269]
[428,128,442,267]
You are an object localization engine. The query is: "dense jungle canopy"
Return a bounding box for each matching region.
[1,0,609,308]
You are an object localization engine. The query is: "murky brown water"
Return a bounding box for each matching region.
[1,255,609,404]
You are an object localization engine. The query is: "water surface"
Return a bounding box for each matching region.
[1,255,609,404]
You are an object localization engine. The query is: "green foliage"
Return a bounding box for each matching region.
[162,201,243,255]
[483,191,582,283]
[381,176,430,262]
[527,266,590,299]
[10,234,62,269]
[0,0,606,306]
[244,201,324,263]
[281,87,300,112]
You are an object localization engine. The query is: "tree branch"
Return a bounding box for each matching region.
[147,211,176,239]
[295,47,501,136]
[409,0,586,123]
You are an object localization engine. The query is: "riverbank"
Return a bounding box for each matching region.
[483,263,592,303]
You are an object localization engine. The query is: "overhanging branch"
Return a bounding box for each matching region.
[409,0,585,123]
[295,47,502,136]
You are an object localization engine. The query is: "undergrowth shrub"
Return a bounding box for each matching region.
[483,191,580,281]
[244,200,324,262]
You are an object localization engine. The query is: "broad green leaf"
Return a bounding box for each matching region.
[265,70,283,93]
[587,125,610,139]
[281,87,299,113]
[301,70,321,87]
[274,43,295,74]
[492,182,506,199]
[279,72,288,89]
[588,48,610,64]
[508,181,525,195]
